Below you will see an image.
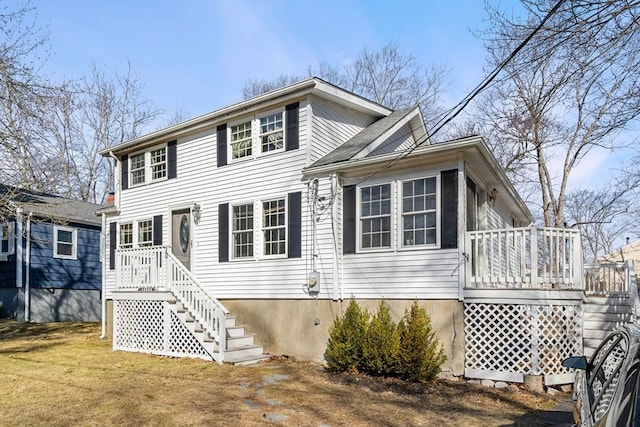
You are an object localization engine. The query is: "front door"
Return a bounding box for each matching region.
[172,209,191,270]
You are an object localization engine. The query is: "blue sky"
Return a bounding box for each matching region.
[34,0,524,119]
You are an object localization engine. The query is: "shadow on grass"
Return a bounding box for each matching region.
[0,319,99,341]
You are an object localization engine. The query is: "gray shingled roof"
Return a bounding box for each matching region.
[1,185,102,226]
[309,109,413,168]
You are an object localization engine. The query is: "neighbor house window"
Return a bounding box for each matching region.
[138,219,153,247]
[360,184,391,249]
[230,121,252,159]
[130,153,146,186]
[259,112,283,153]
[150,147,167,181]
[402,177,437,246]
[1,222,15,255]
[232,204,254,258]
[119,223,133,249]
[262,198,286,256]
[54,225,77,259]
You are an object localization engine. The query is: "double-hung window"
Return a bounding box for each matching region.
[230,121,252,159]
[360,184,391,249]
[129,145,168,186]
[402,177,437,246]
[1,222,15,255]
[130,153,146,186]
[119,223,133,249]
[137,219,153,247]
[150,147,167,181]
[232,204,254,258]
[259,112,283,153]
[54,225,77,259]
[262,198,286,256]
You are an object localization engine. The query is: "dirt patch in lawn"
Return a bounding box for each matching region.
[0,320,568,426]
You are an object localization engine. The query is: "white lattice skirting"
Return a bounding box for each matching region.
[113,298,212,360]
[464,303,583,385]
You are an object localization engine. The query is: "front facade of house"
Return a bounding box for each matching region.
[0,188,102,322]
[102,78,582,378]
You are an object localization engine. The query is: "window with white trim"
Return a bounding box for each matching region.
[130,153,145,186]
[129,145,168,186]
[360,184,391,249]
[262,198,286,256]
[119,223,133,249]
[150,147,167,180]
[402,177,437,246]
[54,225,77,259]
[260,112,283,153]
[232,204,254,258]
[137,219,153,247]
[230,121,252,159]
[1,222,15,255]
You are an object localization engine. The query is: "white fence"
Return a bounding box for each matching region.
[466,227,583,289]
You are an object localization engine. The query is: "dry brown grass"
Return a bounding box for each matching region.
[0,320,564,426]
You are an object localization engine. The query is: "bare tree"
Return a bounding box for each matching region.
[476,1,640,227]
[242,43,449,130]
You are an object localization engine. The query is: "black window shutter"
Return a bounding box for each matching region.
[441,169,458,249]
[109,222,116,270]
[285,102,299,151]
[343,185,356,254]
[217,124,227,167]
[288,191,302,258]
[168,140,177,179]
[219,203,229,262]
[153,215,163,246]
[121,155,129,190]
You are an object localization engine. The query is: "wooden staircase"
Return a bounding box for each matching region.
[582,295,636,357]
[170,299,268,365]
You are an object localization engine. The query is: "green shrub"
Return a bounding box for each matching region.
[361,301,398,376]
[325,298,369,372]
[396,301,447,382]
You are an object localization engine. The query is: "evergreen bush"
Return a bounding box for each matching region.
[396,300,447,382]
[325,298,369,372]
[361,301,398,376]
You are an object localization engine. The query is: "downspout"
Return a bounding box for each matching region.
[100,211,107,338]
[24,212,32,322]
[15,208,23,319]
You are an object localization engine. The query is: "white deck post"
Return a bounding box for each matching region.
[530,227,538,288]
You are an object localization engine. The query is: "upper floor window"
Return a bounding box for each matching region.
[54,225,77,259]
[1,222,15,255]
[360,184,391,249]
[130,153,145,186]
[402,177,437,246]
[232,203,254,258]
[150,147,167,180]
[262,198,286,256]
[260,112,283,153]
[129,145,168,186]
[230,121,252,159]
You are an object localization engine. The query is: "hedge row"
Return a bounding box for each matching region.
[325,299,446,382]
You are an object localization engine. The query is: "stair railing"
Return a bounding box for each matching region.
[164,249,228,363]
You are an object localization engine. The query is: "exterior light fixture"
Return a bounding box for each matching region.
[192,203,201,225]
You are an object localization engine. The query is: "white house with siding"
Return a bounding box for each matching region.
[99,77,588,382]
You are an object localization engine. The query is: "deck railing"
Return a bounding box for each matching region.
[584,262,634,296]
[466,227,583,289]
[116,246,228,362]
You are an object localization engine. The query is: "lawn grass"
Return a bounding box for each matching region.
[0,320,562,426]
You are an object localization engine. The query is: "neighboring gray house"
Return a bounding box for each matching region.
[0,186,102,322]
